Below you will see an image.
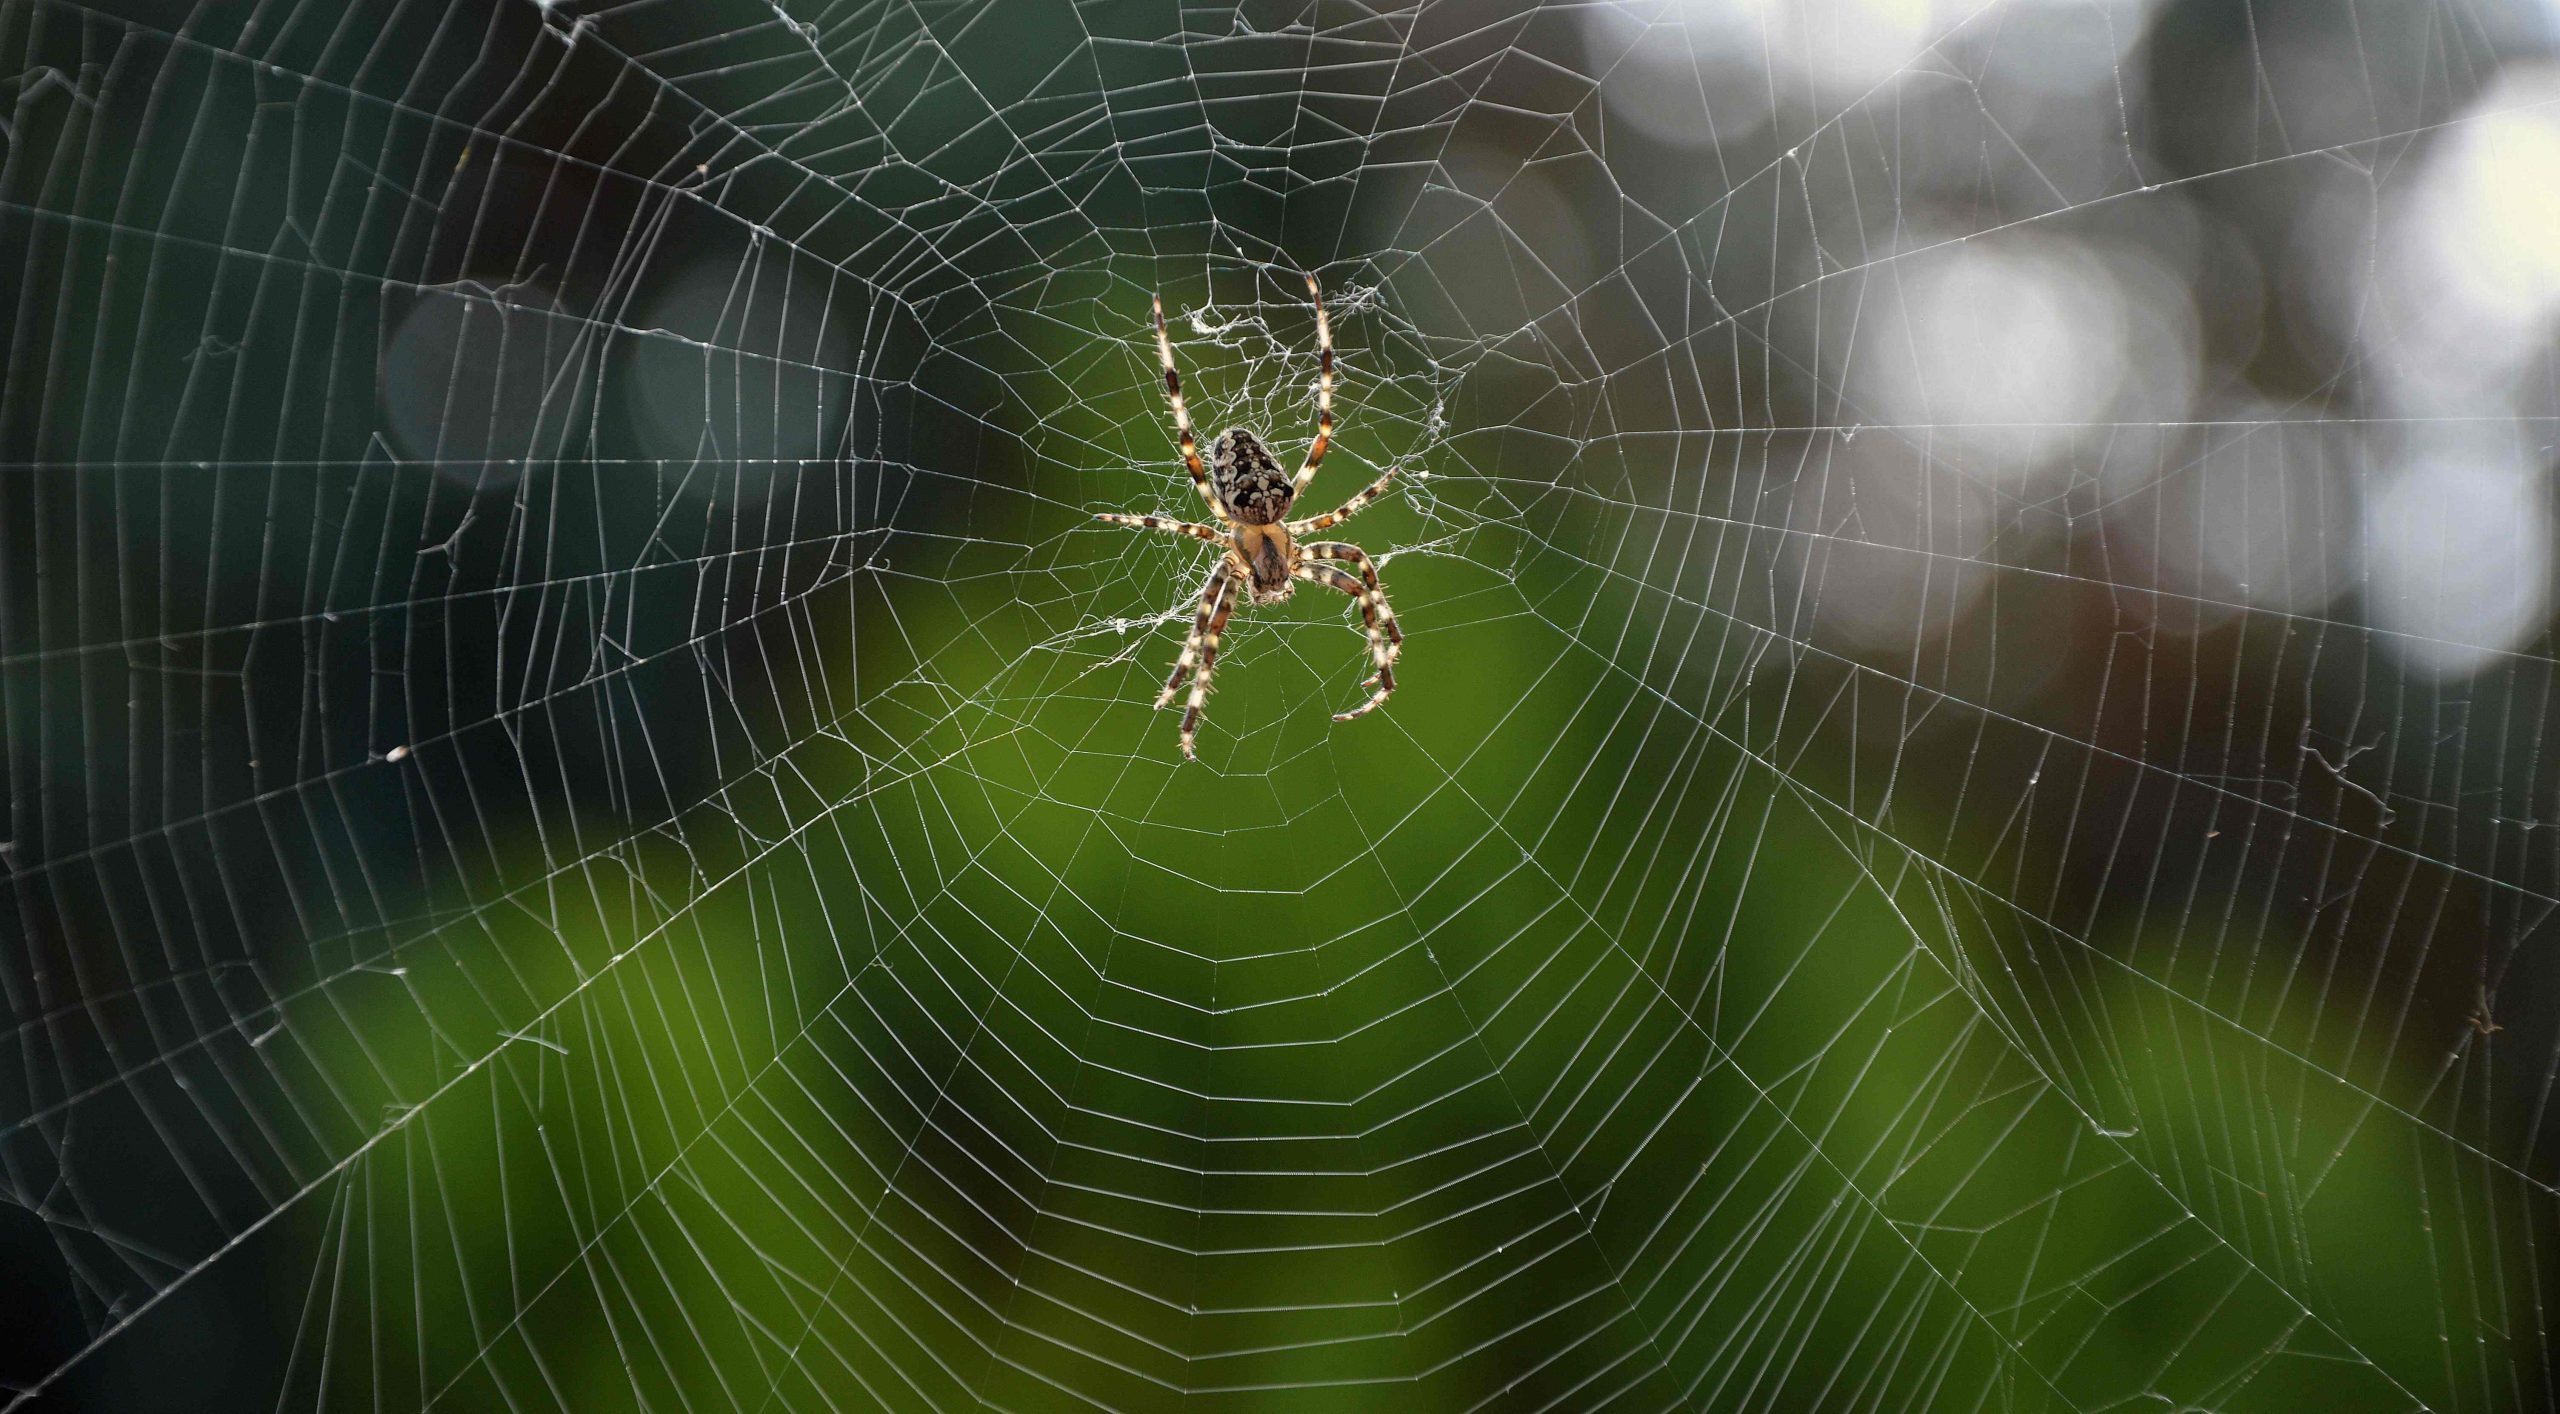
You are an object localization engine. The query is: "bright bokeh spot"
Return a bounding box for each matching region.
[2364,444,2553,678]
[2373,65,2560,414]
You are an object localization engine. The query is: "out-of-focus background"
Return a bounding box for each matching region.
[4,0,2559,1408]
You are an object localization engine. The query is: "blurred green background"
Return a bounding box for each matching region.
[4,0,2558,1408]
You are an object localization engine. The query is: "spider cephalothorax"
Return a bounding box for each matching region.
[1096,276,1405,760]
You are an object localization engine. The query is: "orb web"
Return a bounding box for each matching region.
[2,0,2556,1409]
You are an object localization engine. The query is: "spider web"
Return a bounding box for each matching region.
[3,0,2557,1408]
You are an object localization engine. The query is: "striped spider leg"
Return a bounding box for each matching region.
[1291,271,1335,495]
[1153,293,1226,523]
[1159,564,1240,759]
[1099,276,1405,758]
[1292,558,1400,719]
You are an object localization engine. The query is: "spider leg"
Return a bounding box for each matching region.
[1158,563,1232,709]
[1299,541,1402,648]
[1096,512,1224,544]
[1286,466,1396,536]
[1169,566,1240,760]
[1154,294,1227,521]
[1293,561,1398,721]
[1290,273,1335,495]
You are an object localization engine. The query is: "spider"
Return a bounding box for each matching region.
[1097,275,1404,761]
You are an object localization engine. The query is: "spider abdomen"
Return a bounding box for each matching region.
[1211,429,1294,525]
[1123,279,1401,760]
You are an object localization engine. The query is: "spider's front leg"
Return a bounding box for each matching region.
[1154,294,1228,521]
[1292,272,1336,495]
[1160,563,1237,760]
[1294,561,1399,720]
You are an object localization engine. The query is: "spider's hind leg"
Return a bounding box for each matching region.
[1294,561,1398,720]
[1158,565,1230,707]
[1160,564,1237,760]
[1300,541,1402,649]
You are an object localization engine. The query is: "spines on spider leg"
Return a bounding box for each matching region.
[1178,620,1223,758]
[1333,591,1396,721]
[1367,576,1403,660]
[1178,638,1214,758]
[1176,582,1237,759]
[1288,467,1397,535]
[1098,512,1220,543]
[1157,623,1203,710]
[1295,562,1399,721]
[1335,661,1395,721]
[1301,541,1402,649]
[1159,568,1229,709]
[1293,273,1335,493]
[1155,293,1219,516]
